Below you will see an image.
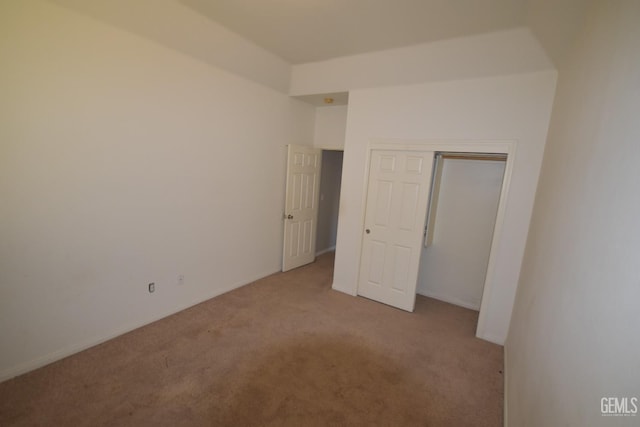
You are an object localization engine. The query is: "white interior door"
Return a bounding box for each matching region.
[282,145,322,272]
[358,150,435,311]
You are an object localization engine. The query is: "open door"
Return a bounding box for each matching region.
[358,149,435,311]
[282,145,322,272]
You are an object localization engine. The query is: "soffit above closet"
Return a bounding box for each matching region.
[294,92,349,107]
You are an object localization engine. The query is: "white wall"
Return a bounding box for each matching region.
[316,151,343,254]
[417,159,505,311]
[290,28,553,96]
[507,1,640,425]
[0,0,315,380]
[332,71,557,344]
[313,105,348,150]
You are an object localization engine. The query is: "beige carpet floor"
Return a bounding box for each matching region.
[0,252,503,426]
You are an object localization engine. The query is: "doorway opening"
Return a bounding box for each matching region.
[418,152,506,322]
[316,150,344,268]
[281,145,344,272]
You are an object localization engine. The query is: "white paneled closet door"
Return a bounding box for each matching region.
[358,150,435,311]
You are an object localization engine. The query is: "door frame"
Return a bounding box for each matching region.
[358,139,517,340]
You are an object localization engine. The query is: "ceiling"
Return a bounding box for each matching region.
[49,0,587,92]
[180,0,528,64]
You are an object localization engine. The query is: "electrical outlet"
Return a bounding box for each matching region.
[177,274,184,286]
[148,282,155,293]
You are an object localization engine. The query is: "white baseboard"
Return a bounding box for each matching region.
[331,280,358,296]
[503,345,508,426]
[416,289,480,311]
[0,268,280,383]
[315,245,336,257]
[478,332,506,346]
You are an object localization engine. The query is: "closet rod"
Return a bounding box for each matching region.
[437,152,507,161]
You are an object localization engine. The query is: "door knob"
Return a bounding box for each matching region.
[287,214,294,219]
[365,229,371,234]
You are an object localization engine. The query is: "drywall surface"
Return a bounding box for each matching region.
[316,151,343,254]
[290,28,553,96]
[417,159,505,310]
[49,0,291,92]
[507,1,640,425]
[313,105,348,150]
[0,0,314,380]
[332,71,557,344]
